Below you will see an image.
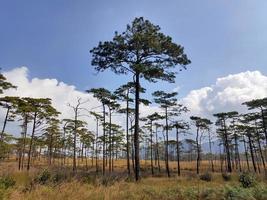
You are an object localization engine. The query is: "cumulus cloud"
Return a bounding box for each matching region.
[0,67,158,135]
[1,67,105,134]
[181,70,267,118]
[1,67,267,138]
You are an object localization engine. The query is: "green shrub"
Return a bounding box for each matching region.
[224,185,255,200]
[200,172,212,182]
[34,169,51,185]
[239,172,256,188]
[0,175,15,189]
[200,188,221,200]
[182,187,198,200]
[222,172,232,181]
[51,172,66,184]
[252,184,267,200]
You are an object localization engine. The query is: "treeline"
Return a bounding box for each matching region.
[0,18,267,182]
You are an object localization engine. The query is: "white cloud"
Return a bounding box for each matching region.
[0,67,159,136]
[1,67,102,132]
[181,70,267,118]
[2,67,267,139]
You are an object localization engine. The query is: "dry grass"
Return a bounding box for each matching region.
[1,159,267,200]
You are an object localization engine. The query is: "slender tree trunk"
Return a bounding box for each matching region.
[165,107,170,177]
[248,134,257,173]
[255,121,266,170]
[134,73,140,181]
[243,136,250,171]
[109,107,112,173]
[126,92,130,175]
[27,111,37,171]
[155,126,161,172]
[196,127,200,174]
[19,116,28,170]
[260,108,267,159]
[208,130,214,172]
[73,115,77,172]
[95,118,99,173]
[176,127,181,176]
[223,119,232,173]
[150,122,154,175]
[234,134,242,172]
[49,134,53,165]
[102,103,106,175]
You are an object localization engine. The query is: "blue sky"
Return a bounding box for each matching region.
[1,0,267,98]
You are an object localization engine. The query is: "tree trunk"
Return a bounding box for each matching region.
[255,121,266,170]
[134,73,140,181]
[196,127,200,174]
[223,119,232,173]
[95,118,99,173]
[102,103,106,175]
[243,136,250,171]
[150,122,154,175]
[165,107,170,177]
[208,130,214,172]
[27,111,37,171]
[234,134,242,172]
[126,91,130,175]
[260,108,267,159]
[108,107,112,173]
[176,127,180,176]
[155,126,161,172]
[248,134,257,173]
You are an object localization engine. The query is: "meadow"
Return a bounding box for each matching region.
[1,158,267,200]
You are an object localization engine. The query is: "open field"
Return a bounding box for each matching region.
[1,159,267,200]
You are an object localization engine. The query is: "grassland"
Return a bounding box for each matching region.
[1,158,267,200]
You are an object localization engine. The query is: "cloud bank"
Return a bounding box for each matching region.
[1,67,267,133]
[182,70,267,118]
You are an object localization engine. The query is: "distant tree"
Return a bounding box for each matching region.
[141,112,164,175]
[90,17,191,180]
[90,111,103,173]
[25,98,59,171]
[44,118,61,165]
[169,103,189,176]
[68,98,88,172]
[15,98,33,170]
[115,82,135,175]
[153,91,179,177]
[190,116,212,174]
[106,92,120,172]
[0,71,16,94]
[0,96,20,141]
[213,111,238,173]
[243,98,267,150]
[171,121,189,176]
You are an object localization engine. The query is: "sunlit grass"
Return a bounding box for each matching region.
[1,159,267,200]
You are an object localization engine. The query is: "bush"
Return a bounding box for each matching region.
[252,183,267,200]
[224,185,255,200]
[200,188,220,200]
[51,172,66,184]
[34,169,51,185]
[222,172,231,181]
[239,172,256,188]
[200,172,212,182]
[0,175,16,189]
[182,187,198,200]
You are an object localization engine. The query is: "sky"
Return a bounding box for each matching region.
[1,1,267,139]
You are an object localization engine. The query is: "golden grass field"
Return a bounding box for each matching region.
[0,158,267,200]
